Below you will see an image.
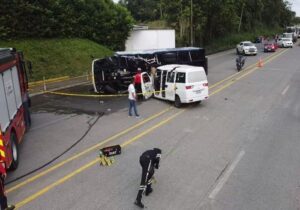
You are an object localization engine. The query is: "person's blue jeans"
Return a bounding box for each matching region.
[129,99,139,116]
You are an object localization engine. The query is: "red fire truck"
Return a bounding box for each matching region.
[0,48,31,170]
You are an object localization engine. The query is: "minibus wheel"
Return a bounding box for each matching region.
[174,95,181,108]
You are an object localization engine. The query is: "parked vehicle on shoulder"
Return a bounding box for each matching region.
[0,48,31,170]
[236,41,257,55]
[283,32,297,43]
[277,38,293,48]
[140,64,209,107]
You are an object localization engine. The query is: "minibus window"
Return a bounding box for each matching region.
[176,72,185,83]
[178,51,190,62]
[190,50,204,61]
[119,57,128,69]
[158,53,177,64]
[167,71,175,83]
[187,71,206,83]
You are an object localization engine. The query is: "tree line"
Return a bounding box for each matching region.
[0,0,134,50]
[0,0,296,50]
[120,0,296,46]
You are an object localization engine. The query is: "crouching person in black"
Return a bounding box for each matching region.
[135,148,162,208]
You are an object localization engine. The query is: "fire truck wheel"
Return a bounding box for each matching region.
[9,132,19,171]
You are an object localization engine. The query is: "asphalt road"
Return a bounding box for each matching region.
[5,43,300,210]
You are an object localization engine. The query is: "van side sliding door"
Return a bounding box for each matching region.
[165,71,176,101]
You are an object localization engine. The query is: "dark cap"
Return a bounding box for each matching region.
[153,148,162,154]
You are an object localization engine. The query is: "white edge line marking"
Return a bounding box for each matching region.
[281,85,290,95]
[209,150,245,199]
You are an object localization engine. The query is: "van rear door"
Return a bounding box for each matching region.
[141,72,153,99]
[186,69,208,100]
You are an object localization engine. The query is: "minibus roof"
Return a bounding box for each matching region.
[115,47,204,56]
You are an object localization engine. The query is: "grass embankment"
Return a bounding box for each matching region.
[0,39,113,81]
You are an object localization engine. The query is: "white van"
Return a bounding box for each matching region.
[141,64,209,107]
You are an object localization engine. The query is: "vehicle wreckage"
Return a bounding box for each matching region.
[92,47,207,93]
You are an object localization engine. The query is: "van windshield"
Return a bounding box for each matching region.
[187,71,206,83]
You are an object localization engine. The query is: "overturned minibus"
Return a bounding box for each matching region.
[92,47,207,93]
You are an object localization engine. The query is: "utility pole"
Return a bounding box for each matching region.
[238,3,245,33]
[190,0,193,46]
[160,0,163,19]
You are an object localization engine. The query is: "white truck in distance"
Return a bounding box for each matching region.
[236,41,257,55]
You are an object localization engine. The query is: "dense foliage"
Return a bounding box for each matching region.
[120,0,296,46]
[0,0,134,50]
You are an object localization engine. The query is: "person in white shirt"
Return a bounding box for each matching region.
[128,78,139,117]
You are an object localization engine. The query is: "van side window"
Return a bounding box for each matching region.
[156,69,161,77]
[176,72,185,83]
[143,73,150,83]
[167,71,175,83]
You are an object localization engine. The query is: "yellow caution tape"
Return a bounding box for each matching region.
[29,76,70,87]
[44,89,165,98]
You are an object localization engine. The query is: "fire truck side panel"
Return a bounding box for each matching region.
[3,69,19,120]
[0,48,27,169]
[11,66,23,109]
[0,76,10,132]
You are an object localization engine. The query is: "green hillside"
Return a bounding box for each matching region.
[0,39,113,81]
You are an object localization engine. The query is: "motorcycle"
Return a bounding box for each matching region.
[236,55,246,72]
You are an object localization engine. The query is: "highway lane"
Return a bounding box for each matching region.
[200,45,300,210]
[6,44,300,209]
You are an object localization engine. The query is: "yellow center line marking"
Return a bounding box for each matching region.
[7,107,172,193]
[210,49,288,96]
[120,110,185,148]
[15,110,185,209]
[15,159,99,209]
[209,62,257,89]
[209,48,286,89]
[14,47,289,208]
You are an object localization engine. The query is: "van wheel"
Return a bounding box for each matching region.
[9,132,19,171]
[195,101,201,105]
[174,95,181,108]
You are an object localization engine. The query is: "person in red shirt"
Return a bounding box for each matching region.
[0,132,15,210]
[134,68,142,100]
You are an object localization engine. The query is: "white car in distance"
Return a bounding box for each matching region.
[277,38,293,48]
[236,41,257,55]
